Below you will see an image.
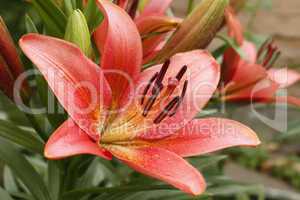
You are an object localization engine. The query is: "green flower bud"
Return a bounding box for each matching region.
[64,9,93,58]
[155,0,229,62]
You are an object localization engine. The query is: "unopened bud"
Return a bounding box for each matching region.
[64,9,93,58]
[155,0,229,62]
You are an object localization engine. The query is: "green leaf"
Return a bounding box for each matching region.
[32,0,67,37]
[0,119,44,153]
[0,91,30,127]
[3,166,19,193]
[208,184,265,200]
[62,185,173,199]
[25,14,39,33]
[0,139,51,200]
[48,161,61,200]
[0,187,14,200]
[83,0,104,31]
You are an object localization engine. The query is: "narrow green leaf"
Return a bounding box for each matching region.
[25,14,38,33]
[83,0,104,31]
[10,192,35,200]
[0,119,44,153]
[62,185,173,199]
[32,0,67,37]
[0,139,51,200]
[3,166,19,193]
[0,91,30,127]
[48,161,61,200]
[0,187,14,200]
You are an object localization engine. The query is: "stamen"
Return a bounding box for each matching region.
[181,80,188,98]
[143,83,163,117]
[155,59,170,85]
[169,80,188,117]
[257,37,273,59]
[141,72,158,105]
[176,65,188,81]
[265,51,281,69]
[154,96,180,124]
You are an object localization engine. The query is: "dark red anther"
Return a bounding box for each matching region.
[257,37,273,59]
[263,43,280,68]
[143,83,163,117]
[155,59,170,85]
[141,72,158,105]
[176,65,188,81]
[169,80,188,117]
[154,96,180,124]
[265,51,281,69]
[181,80,188,98]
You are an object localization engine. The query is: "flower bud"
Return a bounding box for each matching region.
[0,16,29,99]
[155,0,229,62]
[64,9,93,58]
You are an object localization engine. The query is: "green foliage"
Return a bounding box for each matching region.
[31,0,67,37]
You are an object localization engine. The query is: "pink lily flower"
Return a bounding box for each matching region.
[20,1,260,195]
[221,8,300,106]
[104,0,179,62]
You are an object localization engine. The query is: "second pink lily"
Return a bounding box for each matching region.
[221,7,300,106]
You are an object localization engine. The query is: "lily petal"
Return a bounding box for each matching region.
[139,50,220,139]
[107,145,206,195]
[222,62,268,94]
[223,78,279,102]
[268,68,300,89]
[19,34,112,139]
[152,118,260,157]
[45,118,112,160]
[223,41,257,84]
[138,0,173,19]
[94,0,143,107]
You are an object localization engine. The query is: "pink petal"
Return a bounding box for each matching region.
[224,77,279,102]
[223,41,258,84]
[107,145,206,195]
[152,118,260,157]
[222,62,268,94]
[19,34,112,139]
[94,0,143,107]
[138,0,173,19]
[45,119,112,160]
[268,68,300,89]
[142,51,219,139]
